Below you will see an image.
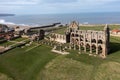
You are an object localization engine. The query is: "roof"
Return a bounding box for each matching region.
[112,29,120,33]
[69,21,79,28]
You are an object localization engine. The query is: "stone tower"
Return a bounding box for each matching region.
[66,21,79,43]
[104,24,110,55]
[69,21,79,32]
[37,29,45,40]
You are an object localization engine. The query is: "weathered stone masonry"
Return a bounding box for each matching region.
[50,21,110,58]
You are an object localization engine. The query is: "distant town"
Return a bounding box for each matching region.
[0,14,15,16]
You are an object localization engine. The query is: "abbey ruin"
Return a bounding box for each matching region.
[50,21,110,58]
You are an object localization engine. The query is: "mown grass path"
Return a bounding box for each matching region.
[0,44,58,80]
[36,36,120,80]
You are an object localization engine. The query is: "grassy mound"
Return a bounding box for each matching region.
[95,62,120,80]
[0,43,57,80]
[0,73,13,80]
[37,55,120,80]
[37,56,93,80]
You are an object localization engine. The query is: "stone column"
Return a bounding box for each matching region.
[90,32,92,54]
[79,45,81,51]
[96,46,98,54]
[90,46,92,53]
[102,45,106,58]
[84,32,86,53]
[96,32,98,54]
[74,44,76,50]
[69,44,72,50]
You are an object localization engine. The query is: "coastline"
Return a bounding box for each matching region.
[2,23,120,30]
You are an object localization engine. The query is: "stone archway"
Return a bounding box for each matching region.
[80,35,84,41]
[75,34,79,37]
[92,39,96,43]
[98,39,103,44]
[75,39,79,45]
[92,44,96,54]
[86,44,90,52]
[71,38,74,43]
[98,46,103,54]
[80,42,84,50]
[71,33,74,37]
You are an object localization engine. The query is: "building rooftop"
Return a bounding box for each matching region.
[112,29,120,33]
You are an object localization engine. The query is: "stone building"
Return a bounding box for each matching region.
[50,33,66,43]
[111,29,120,35]
[0,24,14,40]
[30,29,45,41]
[50,21,110,58]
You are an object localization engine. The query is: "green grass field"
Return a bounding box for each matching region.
[0,26,120,80]
[53,25,120,35]
[0,42,14,47]
[0,43,58,80]
[12,37,28,42]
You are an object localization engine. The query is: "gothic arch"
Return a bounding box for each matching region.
[98,39,103,44]
[86,44,90,51]
[92,44,96,53]
[75,34,79,37]
[80,42,84,50]
[80,42,84,46]
[98,46,102,54]
[92,39,96,43]
[71,33,75,37]
[71,38,74,43]
[80,35,84,41]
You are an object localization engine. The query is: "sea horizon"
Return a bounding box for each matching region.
[0,12,120,26]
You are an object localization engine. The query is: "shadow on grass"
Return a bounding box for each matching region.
[66,50,106,66]
[109,42,120,55]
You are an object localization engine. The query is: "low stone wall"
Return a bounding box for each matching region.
[0,46,6,53]
[51,49,69,55]
[0,39,7,44]
[111,34,120,37]
[0,39,30,54]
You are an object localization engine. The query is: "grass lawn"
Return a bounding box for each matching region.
[36,36,120,80]
[53,27,67,35]
[0,25,120,80]
[12,37,28,42]
[52,25,120,34]
[0,41,14,47]
[0,43,58,80]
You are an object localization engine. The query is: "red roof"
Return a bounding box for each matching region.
[112,29,120,33]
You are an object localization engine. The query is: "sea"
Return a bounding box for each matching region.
[0,12,120,26]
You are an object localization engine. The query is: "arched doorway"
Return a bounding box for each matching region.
[92,44,96,54]
[86,44,90,52]
[98,40,103,44]
[98,46,102,54]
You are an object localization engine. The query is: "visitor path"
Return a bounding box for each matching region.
[111,34,120,37]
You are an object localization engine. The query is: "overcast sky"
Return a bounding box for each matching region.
[0,0,120,14]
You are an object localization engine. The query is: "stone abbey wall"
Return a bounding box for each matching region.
[49,21,110,58]
[50,33,66,43]
[68,21,110,58]
[70,30,108,58]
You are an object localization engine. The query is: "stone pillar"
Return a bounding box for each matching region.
[79,45,81,51]
[84,45,86,53]
[90,32,92,54]
[74,44,76,50]
[101,45,106,58]
[60,44,62,52]
[90,45,92,54]
[84,32,86,53]
[69,44,72,50]
[96,46,98,54]
[96,32,98,54]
